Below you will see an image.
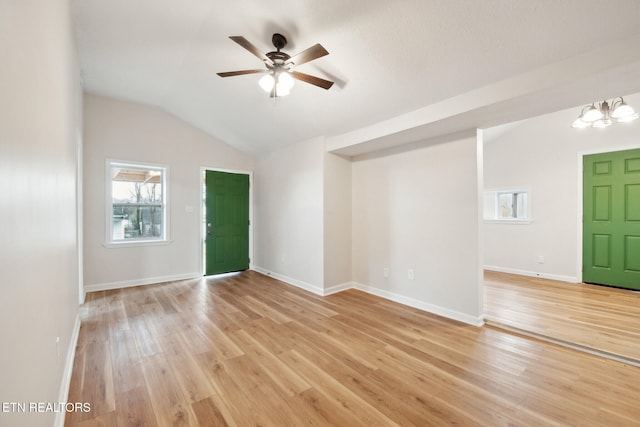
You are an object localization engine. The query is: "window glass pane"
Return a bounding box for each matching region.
[110,164,165,241]
[498,193,514,219]
[487,190,529,221]
[516,192,527,219]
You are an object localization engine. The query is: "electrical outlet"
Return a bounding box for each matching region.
[383,267,389,278]
[408,269,415,280]
[537,256,544,264]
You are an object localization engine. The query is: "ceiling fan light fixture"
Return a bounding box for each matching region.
[275,86,291,97]
[259,70,294,97]
[259,73,275,92]
[277,71,294,91]
[218,33,334,97]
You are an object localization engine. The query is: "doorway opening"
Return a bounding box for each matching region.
[482,118,640,365]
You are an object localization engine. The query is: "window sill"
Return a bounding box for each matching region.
[484,219,533,225]
[103,239,173,249]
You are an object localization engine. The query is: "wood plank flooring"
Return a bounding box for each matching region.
[66,270,640,426]
[485,270,640,364]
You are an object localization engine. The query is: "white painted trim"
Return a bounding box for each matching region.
[476,129,486,323]
[352,282,485,327]
[251,266,325,295]
[483,219,533,225]
[106,159,170,245]
[54,314,81,427]
[324,282,355,296]
[84,272,201,293]
[102,239,173,248]
[77,126,84,305]
[250,268,483,326]
[484,265,578,283]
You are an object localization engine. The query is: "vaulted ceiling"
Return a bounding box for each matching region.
[72,0,640,156]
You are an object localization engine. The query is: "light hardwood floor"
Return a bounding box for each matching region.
[484,270,640,364]
[66,270,640,426]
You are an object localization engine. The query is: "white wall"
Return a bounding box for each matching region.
[0,1,82,426]
[253,137,325,292]
[352,134,483,324]
[83,94,254,289]
[323,151,352,291]
[484,93,640,281]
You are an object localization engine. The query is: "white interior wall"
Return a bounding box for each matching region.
[0,1,82,426]
[351,134,483,324]
[83,94,254,290]
[253,137,325,292]
[483,92,640,281]
[323,151,352,291]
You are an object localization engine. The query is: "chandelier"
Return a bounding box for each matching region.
[572,97,638,128]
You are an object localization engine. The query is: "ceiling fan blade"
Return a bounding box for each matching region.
[291,71,334,90]
[285,43,329,67]
[217,69,266,77]
[229,36,271,63]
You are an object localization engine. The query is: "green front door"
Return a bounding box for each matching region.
[205,170,249,275]
[583,148,640,290]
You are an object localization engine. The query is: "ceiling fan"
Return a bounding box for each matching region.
[217,33,334,97]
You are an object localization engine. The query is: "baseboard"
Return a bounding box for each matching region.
[84,272,202,293]
[54,313,81,427]
[324,281,356,296]
[251,266,325,295]
[353,282,484,327]
[250,267,483,327]
[484,265,578,283]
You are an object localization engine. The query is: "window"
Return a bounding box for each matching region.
[484,189,531,223]
[107,161,168,244]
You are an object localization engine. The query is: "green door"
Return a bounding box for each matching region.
[205,170,249,275]
[583,148,640,289]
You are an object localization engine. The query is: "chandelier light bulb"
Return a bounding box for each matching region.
[571,118,589,128]
[617,112,639,123]
[582,104,603,122]
[592,119,612,129]
[611,102,635,119]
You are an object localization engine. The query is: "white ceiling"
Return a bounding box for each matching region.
[72,0,640,156]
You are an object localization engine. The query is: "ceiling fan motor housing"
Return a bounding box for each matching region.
[265,33,291,68]
[272,33,287,50]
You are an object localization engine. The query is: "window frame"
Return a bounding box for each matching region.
[483,188,532,224]
[105,159,170,247]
